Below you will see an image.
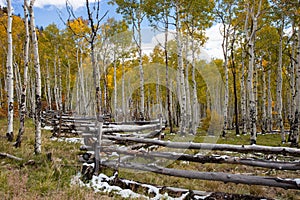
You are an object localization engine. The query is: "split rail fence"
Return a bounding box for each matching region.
[43,110,300,199]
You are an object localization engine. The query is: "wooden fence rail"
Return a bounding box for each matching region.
[44,111,300,198]
[80,123,300,191]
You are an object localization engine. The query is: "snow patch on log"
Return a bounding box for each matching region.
[50,137,84,144]
[71,172,192,199]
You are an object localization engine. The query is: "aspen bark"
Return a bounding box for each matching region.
[184,36,191,132]
[261,57,267,135]
[113,45,118,120]
[85,0,102,118]
[137,7,145,120]
[28,0,42,154]
[175,1,187,135]
[276,20,285,143]
[267,66,273,133]
[241,2,250,135]
[248,34,257,145]
[292,25,300,146]
[6,0,14,142]
[122,58,126,122]
[14,64,21,104]
[54,52,58,110]
[221,21,230,136]
[191,34,198,135]
[164,10,173,133]
[15,1,30,147]
[46,60,52,110]
[248,1,261,144]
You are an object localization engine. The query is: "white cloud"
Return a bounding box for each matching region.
[0,0,5,7]
[35,0,86,10]
[141,25,223,61]
[204,23,223,59]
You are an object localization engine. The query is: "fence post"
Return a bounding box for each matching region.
[94,116,103,175]
[158,114,163,140]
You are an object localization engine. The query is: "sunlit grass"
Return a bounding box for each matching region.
[1,118,300,199]
[0,117,113,199]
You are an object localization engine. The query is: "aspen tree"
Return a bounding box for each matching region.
[15,1,30,147]
[6,0,14,142]
[27,0,42,153]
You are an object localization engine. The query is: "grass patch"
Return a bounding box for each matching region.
[0,118,112,199]
[1,118,299,199]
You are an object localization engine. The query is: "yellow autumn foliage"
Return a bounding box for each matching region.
[67,17,90,36]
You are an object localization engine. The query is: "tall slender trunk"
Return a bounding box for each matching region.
[91,42,101,118]
[15,1,30,147]
[185,36,191,132]
[267,66,273,133]
[221,22,230,137]
[14,64,21,104]
[241,3,249,135]
[231,42,240,136]
[65,58,71,111]
[176,2,187,135]
[137,12,145,120]
[276,21,285,143]
[122,57,126,122]
[58,59,63,111]
[291,25,300,146]
[6,0,14,142]
[28,0,42,154]
[46,60,52,110]
[113,52,118,121]
[164,11,173,132]
[77,45,87,114]
[261,57,267,135]
[248,17,257,145]
[191,33,198,135]
[54,52,58,110]
[241,56,247,135]
[248,0,261,144]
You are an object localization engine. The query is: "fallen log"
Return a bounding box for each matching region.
[100,160,300,190]
[75,124,161,134]
[0,152,23,161]
[104,136,300,156]
[101,147,300,170]
[99,172,272,200]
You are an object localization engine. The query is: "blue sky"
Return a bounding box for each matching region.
[2,0,122,29]
[0,0,223,59]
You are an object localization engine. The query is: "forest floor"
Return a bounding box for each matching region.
[0,118,300,199]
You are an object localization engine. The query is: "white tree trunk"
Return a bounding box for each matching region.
[113,51,118,121]
[267,67,273,133]
[276,22,285,143]
[15,0,30,147]
[54,52,59,110]
[248,19,257,145]
[58,59,63,111]
[185,36,191,132]
[191,37,198,135]
[122,58,126,122]
[261,57,267,135]
[137,14,145,120]
[248,0,261,145]
[221,22,230,136]
[241,3,250,135]
[292,25,300,145]
[28,0,42,154]
[176,2,187,135]
[6,0,14,141]
[46,60,52,110]
[6,0,14,142]
[65,58,71,111]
